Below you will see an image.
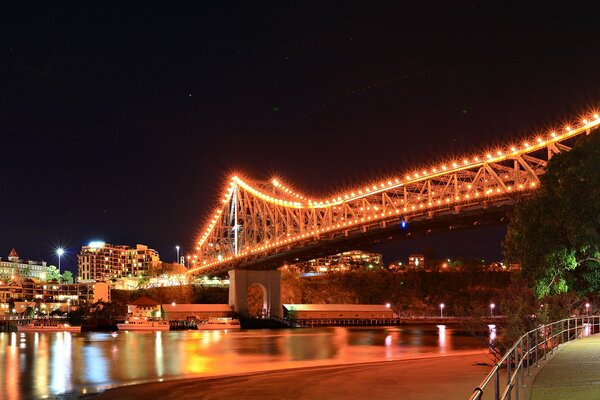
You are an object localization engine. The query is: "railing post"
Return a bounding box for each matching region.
[535,327,539,367]
[527,333,531,376]
[494,365,500,400]
[521,337,526,387]
[576,317,578,339]
[568,318,570,341]
[544,325,548,360]
[507,353,512,400]
[515,345,520,400]
[550,324,555,355]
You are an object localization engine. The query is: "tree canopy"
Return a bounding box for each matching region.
[504,131,600,297]
[61,270,74,284]
[45,265,61,281]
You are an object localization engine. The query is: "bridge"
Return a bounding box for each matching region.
[188,112,600,317]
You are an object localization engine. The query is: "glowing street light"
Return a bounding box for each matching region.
[385,303,391,308]
[56,248,65,274]
[440,303,445,318]
[585,303,590,315]
[490,303,495,317]
[176,246,180,263]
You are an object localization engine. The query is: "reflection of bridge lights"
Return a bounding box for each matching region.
[488,324,497,343]
[385,335,392,347]
[437,325,446,350]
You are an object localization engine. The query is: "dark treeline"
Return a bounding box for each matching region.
[281,270,513,317]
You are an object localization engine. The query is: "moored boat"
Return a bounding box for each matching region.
[17,320,81,333]
[116,317,170,331]
[198,317,241,330]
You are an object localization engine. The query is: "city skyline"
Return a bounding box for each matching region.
[3,3,600,269]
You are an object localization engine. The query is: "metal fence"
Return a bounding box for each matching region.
[469,316,599,400]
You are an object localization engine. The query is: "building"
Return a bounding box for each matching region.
[407,254,425,269]
[77,241,160,282]
[291,250,384,274]
[0,281,110,316]
[161,304,232,321]
[126,296,161,318]
[129,244,160,277]
[0,248,53,281]
[283,304,395,320]
[0,281,110,303]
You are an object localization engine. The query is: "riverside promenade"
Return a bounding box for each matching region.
[530,334,600,400]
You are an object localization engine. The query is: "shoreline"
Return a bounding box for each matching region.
[83,349,493,400]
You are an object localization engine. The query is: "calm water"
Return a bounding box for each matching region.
[0,325,494,399]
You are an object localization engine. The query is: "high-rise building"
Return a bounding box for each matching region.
[77,242,159,282]
[128,244,160,277]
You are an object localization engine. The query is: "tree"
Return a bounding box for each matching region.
[61,270,74,284]
[45,265,61,281]
[504,132,600,297]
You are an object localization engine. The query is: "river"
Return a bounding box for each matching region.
[0,324,496,399]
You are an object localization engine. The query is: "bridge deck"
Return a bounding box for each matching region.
[530,334,600,400]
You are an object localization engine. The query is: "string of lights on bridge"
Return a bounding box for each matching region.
[188,112,600,274]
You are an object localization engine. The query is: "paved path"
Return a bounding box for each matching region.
[530,334,600,400]
[88,351,493,400]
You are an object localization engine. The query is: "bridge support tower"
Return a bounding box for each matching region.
[228,270,282,318]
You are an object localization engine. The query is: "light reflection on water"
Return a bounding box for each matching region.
[0,325,488,399]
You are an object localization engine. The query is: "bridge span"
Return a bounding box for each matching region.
[187,113,600,317]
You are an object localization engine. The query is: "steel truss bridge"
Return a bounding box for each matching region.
[188,113,600,275]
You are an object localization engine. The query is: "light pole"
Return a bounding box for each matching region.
[176,246,180,264]
[56,248,65,275]
[440,303,445,318]
[490,303,495,317]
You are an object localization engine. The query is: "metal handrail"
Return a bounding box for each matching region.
[469,315,599,400]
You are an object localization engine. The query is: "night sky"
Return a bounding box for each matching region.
[2,3,600,272]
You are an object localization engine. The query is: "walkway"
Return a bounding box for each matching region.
[530,334,600,400]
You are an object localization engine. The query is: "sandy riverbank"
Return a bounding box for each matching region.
[88,350,493,400]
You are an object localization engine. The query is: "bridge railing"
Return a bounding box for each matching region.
[469,315,600,400]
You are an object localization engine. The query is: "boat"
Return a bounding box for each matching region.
[17,320,81,332]
[116,317,170,331]
[198,317,241,330]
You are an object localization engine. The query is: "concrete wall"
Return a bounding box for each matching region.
[228,270,282,318]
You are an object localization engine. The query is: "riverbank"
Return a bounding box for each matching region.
[88,350,492,400]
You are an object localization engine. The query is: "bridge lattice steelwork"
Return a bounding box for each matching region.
[188,113,600,275]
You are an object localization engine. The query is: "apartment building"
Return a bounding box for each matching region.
[77,241,159,282]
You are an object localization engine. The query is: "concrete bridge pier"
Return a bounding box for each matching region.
[228,270,282,318]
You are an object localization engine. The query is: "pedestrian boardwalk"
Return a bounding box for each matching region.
[530,334,600,400]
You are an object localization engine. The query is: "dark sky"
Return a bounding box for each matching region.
[2,3,600,271]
